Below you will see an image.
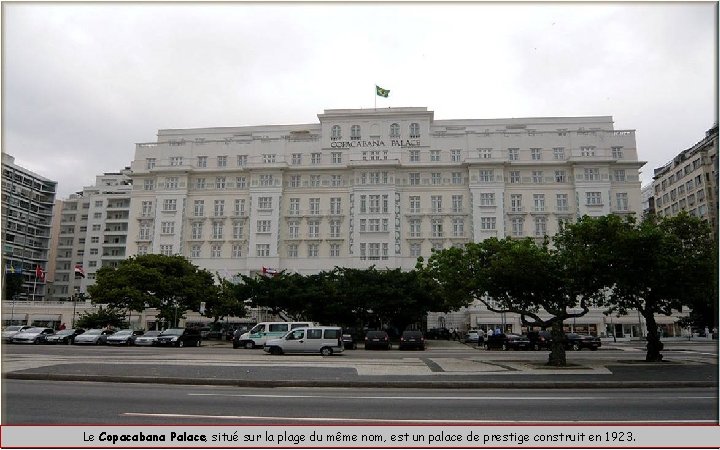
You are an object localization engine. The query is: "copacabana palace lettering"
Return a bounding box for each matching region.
[330,139,421,148]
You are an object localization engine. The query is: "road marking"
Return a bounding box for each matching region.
[121,413,716,424]
[187,393,716,400]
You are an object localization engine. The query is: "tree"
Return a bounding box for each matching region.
[2,271,24,300]
[202,275,249,325]
[87,254,217,327]
[603,213,715,361]
[75,306,127,329]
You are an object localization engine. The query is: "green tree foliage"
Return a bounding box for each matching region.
[201,276,249,325]
[75,305,127,329]
[87,254,217,327]
[2,272,24,300]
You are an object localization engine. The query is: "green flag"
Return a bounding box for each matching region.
[376,85,390,98]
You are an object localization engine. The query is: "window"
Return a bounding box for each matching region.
[289,175,301,188]
[616,193,629,211]
[451,149,462,162]
[256,244,270,257]
[141,201,153,216]
[389,123,400,137]
[214,200,225,217]
[160,221,174,234]
[329,220,341,238]
[232,244,242,258]
[480,193,495,206]
[137,245,149,255]
[480,217,496,230]
[309,198,320,215]
[351,125,361,140]
[215,177,226,189]
[410,243,422,257]
[288,221,299,238]
[533,194,545,212]
[452,195,463,213]
[556,194,569,212]
[555,170,567,183]
[289,198,300,215]
[511,217,524,237]
[479,170,494,182]
[291,153,302,165]
[534,216,547,237]
[452,218,464,237]
[584,168,599,181]
[531,148,542,160]
[143,179,155,190]
[258,197,272,210]
[146,158,156,169]
[409,150,420,162]
[234,199,245,216]
[233,221,244,239]
[330,197,342,215]
[409,196,420,213]
[237,155,248,167]
[509,171,520,183]
[190,245,201,258]
[90,235,100,244]
[217,156,227,167]
[195,178,206,189]
[409,172,420,185]
[431,172,441,185]
[553,147,565,160]
[197,156,207,168]
[308,220,320,238]
[511,194,523,212]
[532,170,543,184]
[139,223,151,240]
[410,123,420,138]
[332,152,342,164]
[310,175,321,187]
[409,219,421,237]
[614,169,626,182]
[163,199,177,211]
[257,220,271,233]
[507,148,519,161]
[430,150,441,162]
[160,244,173,256]
[431,219,443,238]
[330,243,340,257]
[287,244,298,258]
[586,192,602,205]
[307,244,319,258]
[452,172,463,184]
[166,177,179,189]
[92,224,101,231]
[581,146,596,157]
[331,125,341,140]
[431,195,443,213]
[260,174,274,186]
[331,175,343,187]
[311,153,321,164]
[212,222,224,239]
[612,146,624,159]
[236,176,247,188]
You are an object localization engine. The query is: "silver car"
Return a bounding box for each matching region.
[2,325,33,343]
[73,328,114,345]
[9,327,54,344]
[133,330,162,346]
[106,329,144,346]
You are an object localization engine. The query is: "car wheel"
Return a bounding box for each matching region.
[244,341,255,349]
[178,340,185,348]
[320,347,333,356]
[269,346,282,355]
[590,346,598,351]
[572,343,580,351]
[66,338,71,345]
[533,344,540,351]
[502,343,508,351]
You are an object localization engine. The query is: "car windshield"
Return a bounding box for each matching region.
[55,329,74,336]
[84,329,103,335]
[113,330,132,336]
[366,331,386,338]
[5,326,23,332]
[24,328,46,333]
[141,331,162,337]
[161,328,184,336]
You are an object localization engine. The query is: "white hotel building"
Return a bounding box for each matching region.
[124,107,656,336]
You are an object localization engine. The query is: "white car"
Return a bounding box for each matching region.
[2,325,33,343]
[73,328,114,345]
[263,326,344,356]
[133,330,162,346]
[9,327,54,344]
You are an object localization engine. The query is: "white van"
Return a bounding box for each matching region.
[263,326,344,356]
[233,321,314,349]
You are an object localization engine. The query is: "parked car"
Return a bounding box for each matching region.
[9,327,54,344]
[154,328,202,347]
[233,321,314,349]
[106,329,144,346]
[526,330,553,351]
[263,326,344,356]
[425,327,451,340]
[398,330,425,350]
[43,328,85,345]
[341,333,357,350]
[484,333,531,351]
[133,330,162,346]
[565,333,601,351]
[364,330,391,350]
[73,328,115,345]
[2,325,33,343]
[464,330,480,344]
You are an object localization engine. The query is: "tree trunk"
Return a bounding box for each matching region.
[643,312,664,362]
[547,321,567,366]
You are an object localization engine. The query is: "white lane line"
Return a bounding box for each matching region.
[121,413,716,424]
[187,393,716,400]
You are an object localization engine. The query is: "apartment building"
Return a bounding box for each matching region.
[126,107,644,282]
[1,153,57,302]
[46,169,132,302]
[652,124,718,239]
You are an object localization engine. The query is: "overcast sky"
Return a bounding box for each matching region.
[3,2,717,199]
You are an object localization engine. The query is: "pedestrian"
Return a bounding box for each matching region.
[495,326,501,335]
[477,328,485,347]
[58,323,66,330]
[704,326,710,339]
[487,328,494,338]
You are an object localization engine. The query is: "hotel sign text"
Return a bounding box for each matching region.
[330,139,421,148]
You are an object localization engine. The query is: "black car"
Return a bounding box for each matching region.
[341,334,357,350]
[398,330,425,350]
[526,330,553,350]
[565,333,601,351]
[425,327,451,340]
[43,328,85,345]
[154,328,202,347]
[364,330,390,350]
[484,333,531,350]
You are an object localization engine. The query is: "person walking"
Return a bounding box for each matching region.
[477,328,485,347]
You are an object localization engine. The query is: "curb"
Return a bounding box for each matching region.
[4,373,716,389]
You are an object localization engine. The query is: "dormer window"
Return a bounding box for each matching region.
[390,123,400,137]
[410,123,420,138]
[351,125,361,141]
[331,125,341,140]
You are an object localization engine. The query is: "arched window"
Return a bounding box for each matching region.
[410,123,420,138]
[331,125,341,140]
[351,125,361,141]
[390,123,400,137]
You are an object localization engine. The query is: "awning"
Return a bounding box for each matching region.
[30,315,61,321]
[2,313,28,321]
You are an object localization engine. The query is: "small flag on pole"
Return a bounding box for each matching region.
[376,85,390,98]
[262,266,278,276]
[74,264,86,278]
[35,265,45,281]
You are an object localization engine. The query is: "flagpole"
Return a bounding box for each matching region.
[32,276,37,301]
[374,85,376,110]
